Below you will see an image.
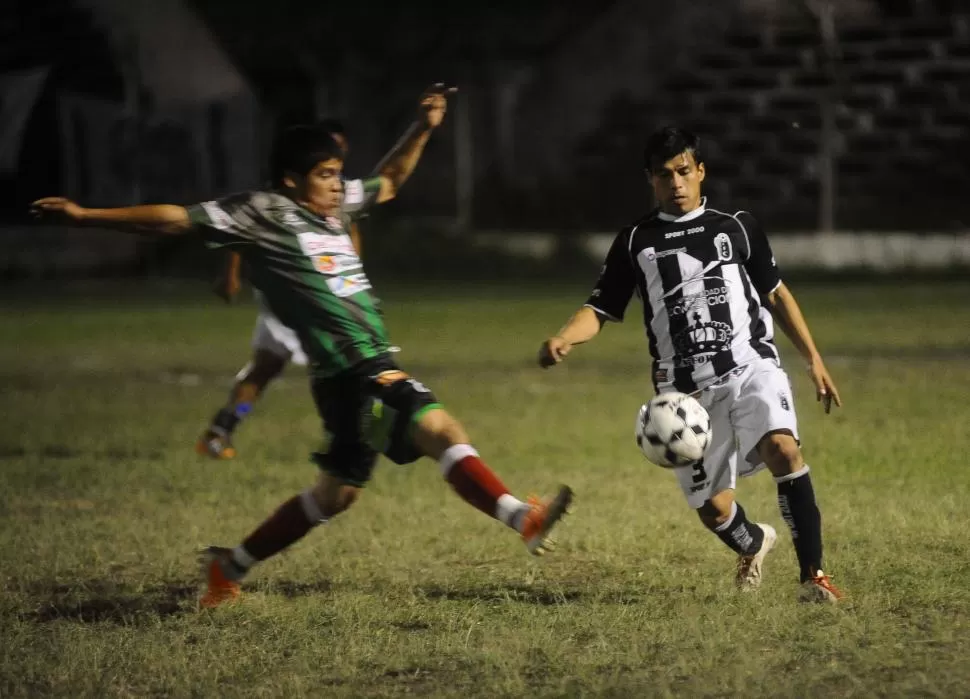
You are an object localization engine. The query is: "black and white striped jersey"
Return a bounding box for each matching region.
[585,200,782,393]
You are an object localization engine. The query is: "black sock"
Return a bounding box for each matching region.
[776,466,823,582]
[211,404,249,435]
[711,502,765,556]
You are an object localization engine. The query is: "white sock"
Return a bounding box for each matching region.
[496,493,528,532]
[438,444,479,476]
[228,546,256,578]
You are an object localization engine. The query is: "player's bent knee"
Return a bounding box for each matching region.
[759,431,803,476]
[411,408,470,460]
[697,490,736,529]
[310,473,361,518]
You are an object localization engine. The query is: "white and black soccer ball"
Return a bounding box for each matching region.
[635,392,712,468]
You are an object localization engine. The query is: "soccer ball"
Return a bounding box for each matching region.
[635,392,712,468]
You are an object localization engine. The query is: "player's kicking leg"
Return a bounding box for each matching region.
[680,383,776,591]
[694,489,777,591]
[200,367,571,608]
[410,407,573,556]
[758,431,842,603]
[196,349,288,459]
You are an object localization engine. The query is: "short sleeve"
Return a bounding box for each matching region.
[186,193,256,248]
[585,228,636,322]
[342,177,382,220]
[738,211,781,295]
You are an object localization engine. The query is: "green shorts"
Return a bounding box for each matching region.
[309,356,441,486]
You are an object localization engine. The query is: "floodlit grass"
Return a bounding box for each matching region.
[1,280,968,697]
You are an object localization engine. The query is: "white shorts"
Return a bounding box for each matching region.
[673,358,799,509]
[251,293,307,366]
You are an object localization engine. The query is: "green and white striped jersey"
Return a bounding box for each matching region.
[188,178,387,377]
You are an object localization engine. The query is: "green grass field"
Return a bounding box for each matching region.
[1,280,969,697]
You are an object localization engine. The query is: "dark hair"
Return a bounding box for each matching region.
[643,126,703,173]
[271,124,343,185]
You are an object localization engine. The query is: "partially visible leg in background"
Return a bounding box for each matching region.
[197,349,288,460]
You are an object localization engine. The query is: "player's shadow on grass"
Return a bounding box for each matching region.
[417,582,643,606]
[259,579,334,598]
[23,580,197,625]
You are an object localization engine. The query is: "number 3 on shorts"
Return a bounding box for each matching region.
[690,461,707,485]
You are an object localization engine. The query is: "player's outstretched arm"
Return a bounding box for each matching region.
[371,83,456,203]
[31,198,192,235]
[538,306,606,368]
[766,282,842,413]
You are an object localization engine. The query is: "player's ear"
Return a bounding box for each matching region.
[282,173,298,190]
[697,162,706,183]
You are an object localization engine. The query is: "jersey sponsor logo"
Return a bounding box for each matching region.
[668,284,732,316]
[326,272,371,298]
[714,232,733,261]
[656,247,686,259]
[312,254,361,275]
[297,232,356,257]
[664,225,705,240]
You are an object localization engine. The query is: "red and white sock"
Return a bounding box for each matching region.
[222,490,328,580]
[439,444,528,531]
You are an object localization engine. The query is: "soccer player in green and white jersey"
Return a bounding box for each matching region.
[199,118,385,461]
[32,85,573,609]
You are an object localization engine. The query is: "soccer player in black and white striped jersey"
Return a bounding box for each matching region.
[538,126,844,602]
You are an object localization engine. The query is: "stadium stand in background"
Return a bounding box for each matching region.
[2,0,969,277]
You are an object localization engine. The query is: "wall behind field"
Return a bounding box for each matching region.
[3,225,970,280]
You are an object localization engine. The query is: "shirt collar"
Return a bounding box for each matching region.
[657,197,707,222]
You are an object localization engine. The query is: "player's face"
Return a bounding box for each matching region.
[290,158,345,217]
[649,150,706,215]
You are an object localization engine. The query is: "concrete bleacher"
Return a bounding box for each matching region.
[640,11,970,231]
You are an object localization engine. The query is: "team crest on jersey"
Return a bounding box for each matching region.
[714,232,733,261]
[779,391,791,411]
[325,216,344,232]
[673,312,732,366]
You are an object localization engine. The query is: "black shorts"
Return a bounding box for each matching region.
[309,356,441,486]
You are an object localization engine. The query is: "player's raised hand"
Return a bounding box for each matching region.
[30,197,87,222]
[419,83,457,129]
[538,336,572,369]
[808,357,842,413]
